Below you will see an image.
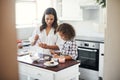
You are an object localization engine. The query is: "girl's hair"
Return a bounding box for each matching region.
[57,23,76,40]
[40,7,58,34]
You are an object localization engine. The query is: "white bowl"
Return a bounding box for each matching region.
[30,56,39,61]
[51,58,58,62]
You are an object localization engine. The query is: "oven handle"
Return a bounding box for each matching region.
[78,48,97,52]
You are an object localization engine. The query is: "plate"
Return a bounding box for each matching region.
[44,61,58,67]
[18,51,29,56]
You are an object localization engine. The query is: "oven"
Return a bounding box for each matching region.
[76,40,100,80]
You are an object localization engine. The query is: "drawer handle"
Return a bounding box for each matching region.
[37,73,41,76]
[78,48,97,52]
[101,54,104,56]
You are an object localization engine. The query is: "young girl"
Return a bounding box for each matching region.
[51,23,78,60]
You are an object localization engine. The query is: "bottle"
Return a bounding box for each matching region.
[59,54,65,63]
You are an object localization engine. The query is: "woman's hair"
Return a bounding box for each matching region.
[57,23,76,40]
[40,7,58,34]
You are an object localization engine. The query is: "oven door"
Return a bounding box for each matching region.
[77,47,99,71]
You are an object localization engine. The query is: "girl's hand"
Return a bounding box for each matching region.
[50,50,60,55]
[53,54,60,58]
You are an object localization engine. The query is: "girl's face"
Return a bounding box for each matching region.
[45,14,54,26]
[58,32,68,41]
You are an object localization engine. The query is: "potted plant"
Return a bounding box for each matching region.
[96,0,106,8]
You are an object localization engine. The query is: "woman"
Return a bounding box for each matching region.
[30,7,60,54]
[51,23,78,60]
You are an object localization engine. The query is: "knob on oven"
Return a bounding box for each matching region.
[80,43,82,46]
[84,43,89,46]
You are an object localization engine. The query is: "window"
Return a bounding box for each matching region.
[16,0,36,28]
[16,0,55,28]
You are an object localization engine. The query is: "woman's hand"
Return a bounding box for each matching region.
[50,49,56,55]
[38,42,48,49]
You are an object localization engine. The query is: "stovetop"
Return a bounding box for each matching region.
[75,36,104,43]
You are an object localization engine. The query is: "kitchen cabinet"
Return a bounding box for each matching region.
[57,0,99,21]
[19,63,54,80]
[19,62,79,80]
[60,0,82,21]
[99,43,104,80]
[18,55,80,80]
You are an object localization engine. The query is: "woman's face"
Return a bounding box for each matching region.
[45,14,54,26]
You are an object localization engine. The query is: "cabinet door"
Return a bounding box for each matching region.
[19,63,53,80]
[99,43,104,78]
[61,0,82,20]
[19,73,28,80]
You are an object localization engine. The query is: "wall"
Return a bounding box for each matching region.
[57,0,105,38]
[104,0,120,80]
[0,0,19,80]
[17,0,106,39]
[16,27,35,40]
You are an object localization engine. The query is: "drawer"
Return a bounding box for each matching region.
[55,64,80,80]
[19,63,54,80]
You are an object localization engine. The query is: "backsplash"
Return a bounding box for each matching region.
[16,20,105,40]
[59,20,105,37]
[16,27,35,40]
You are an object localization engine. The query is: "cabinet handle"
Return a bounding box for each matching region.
[78,48,97,52]
[101,53,104,56]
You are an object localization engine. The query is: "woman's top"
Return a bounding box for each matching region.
[29,27,62,55]
[61,40,78,60]
[29,27,40,42]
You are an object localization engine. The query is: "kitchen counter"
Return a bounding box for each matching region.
[18,55,80,72]
[18,55,80,80]
[75,36,104,43]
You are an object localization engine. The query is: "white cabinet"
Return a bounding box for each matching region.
[57,0,99,21]
[19,62,80,80]
[19,63,54,80]
[61,0,82,20]
[99,43,104,79]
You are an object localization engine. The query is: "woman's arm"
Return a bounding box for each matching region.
[31,34,39,46]
[38,43,59,50]
[47,45,59,50]
[29,27,40,46]
[52,54,72,60]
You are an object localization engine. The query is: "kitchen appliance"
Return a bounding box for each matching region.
[76,40,99,80]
